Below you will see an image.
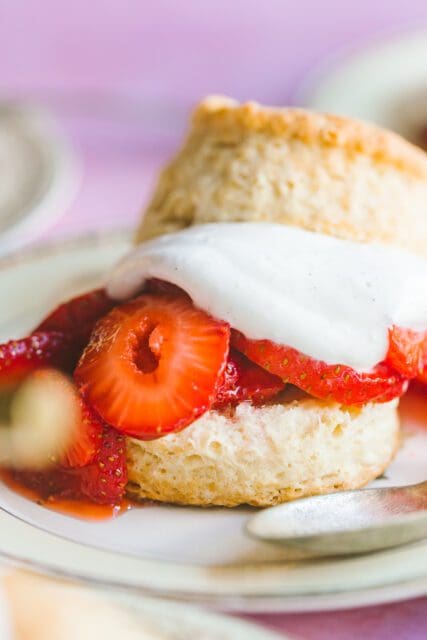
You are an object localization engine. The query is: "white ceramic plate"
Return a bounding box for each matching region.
[1,234,427,612]
[0,102,78,255]
[296,29,427,141]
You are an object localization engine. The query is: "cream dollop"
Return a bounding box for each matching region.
[106,223,427,371]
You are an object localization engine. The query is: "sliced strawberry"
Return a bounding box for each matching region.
[232,331,407,405]
[36,289,115,367]
[0,291,114,389]
[75,294,230,438]
[386,325,427,379]
[0,332,73,387]
[214,348,285,407]
[13,425,127,505]
[60,399,102,468]
[78,426,127,504]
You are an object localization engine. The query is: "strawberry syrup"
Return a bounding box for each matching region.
[0,469,138,521]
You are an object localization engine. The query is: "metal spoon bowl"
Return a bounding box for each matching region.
[246,481,427,557]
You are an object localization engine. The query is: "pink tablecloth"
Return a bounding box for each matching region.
[1,2,427,637]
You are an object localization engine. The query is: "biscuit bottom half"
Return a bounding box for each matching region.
[126,393,400,507]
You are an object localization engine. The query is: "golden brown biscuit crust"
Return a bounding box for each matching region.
[193,96,427,177]
[136,96,427,255]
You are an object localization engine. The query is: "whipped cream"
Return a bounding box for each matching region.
[107,223,427,371]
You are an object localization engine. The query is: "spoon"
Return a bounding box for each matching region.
[246,482,427,557]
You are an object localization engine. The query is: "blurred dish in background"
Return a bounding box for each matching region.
[0,103,78,256]
[296,29,427,149]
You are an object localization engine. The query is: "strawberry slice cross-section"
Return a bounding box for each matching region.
[75,293,230,438]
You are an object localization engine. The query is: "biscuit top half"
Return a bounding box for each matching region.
[136,95,427,256]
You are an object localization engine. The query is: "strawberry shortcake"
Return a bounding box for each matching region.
[3,97,427,508]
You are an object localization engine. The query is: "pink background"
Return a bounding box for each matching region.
[1,1,427,637]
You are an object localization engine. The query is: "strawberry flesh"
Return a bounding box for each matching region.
[232,330,408,404]
[387,325,427,379]
[13,424,127,505]
[75,293,230,438]
[0,332,74,388]
[78,425,127,503]
[60,399,103,468]
[214,348,285,407]
[36,289,115,369]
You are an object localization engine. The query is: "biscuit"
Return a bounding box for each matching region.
[136,96,427,255]
[127,396,399,507]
